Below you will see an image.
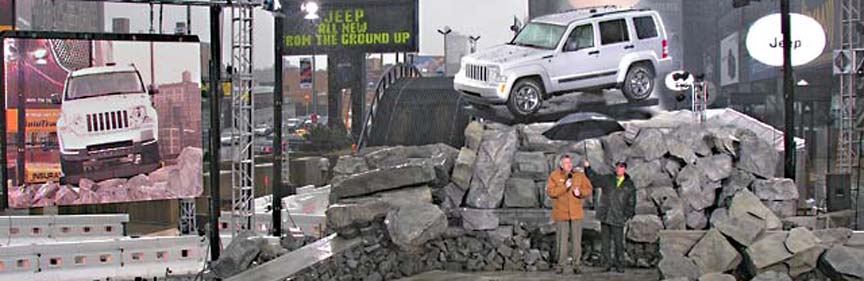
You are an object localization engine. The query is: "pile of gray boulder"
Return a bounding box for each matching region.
[659,225,864,280]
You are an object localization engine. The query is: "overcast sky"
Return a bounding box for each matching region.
[103,0,527,70]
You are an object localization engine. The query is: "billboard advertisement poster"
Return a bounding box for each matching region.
[0,0,12,31]
[280,0,418,55]
[300,57,312,89]
[2,32,203,208]
[720,32,739,87]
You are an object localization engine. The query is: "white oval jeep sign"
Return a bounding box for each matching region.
[745,13,825,67]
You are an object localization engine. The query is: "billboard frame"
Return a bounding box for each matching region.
[0,30,201,209]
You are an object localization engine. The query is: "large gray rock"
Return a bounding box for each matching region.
[713,214,765,247]
[686,209,708,230]
[751,271,793,281]
[211,231,267,278]
[677,165,712,211]
[331,164,436,200]
[814,228,854,249]
[464,127,519,209]
[706,127,740,157]
[629,159,670,189]
[626,215,664,243]
[452,148,477,189]
[670,124,713,156]
[333,156,369,175]
[785,227,820,254]
[441,183,467,210]
[709,208,728,227]
[667,137,697,165]
[763,200,796,219]
[635,189,659,215]
[785,246,825,277]
[659,255,702,280]
[664,208,687,230]
[697,154,733,182]
[729,190,783,230]
[385,203,447,249]
[374,186,433,206]
[362,146,407,169]
[738,133,779,179]
[665,159,683,179]
[688,229,742,274]
[503,178,539,208]
[464,121,484,151]
[633,128,668,161]
[753,178,799,201]
[517,123,568,152]
[651,186,679,210]
[512,152,549,180]
[747,232,793,270]
[698,273,736,281]
[326,198,391,232]
[819,245,864,280]
[602,132,632,165]
[461,208,499,231]
[718,169,756,207]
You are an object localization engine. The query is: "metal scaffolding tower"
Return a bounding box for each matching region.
[839,0,863,173]
[230,1,256,236]
[179,198,197,234]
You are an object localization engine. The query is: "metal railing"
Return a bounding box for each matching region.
[356,63,422,149]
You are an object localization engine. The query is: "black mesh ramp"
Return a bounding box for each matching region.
[366,77,469,148]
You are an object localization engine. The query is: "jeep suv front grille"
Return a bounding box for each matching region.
[466,64,489,82]
[87,111,129,133]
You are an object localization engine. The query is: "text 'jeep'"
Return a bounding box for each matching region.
[454,6,672,118]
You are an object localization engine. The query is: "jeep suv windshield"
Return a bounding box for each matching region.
[66,72,145,100]
[511,22,567,50]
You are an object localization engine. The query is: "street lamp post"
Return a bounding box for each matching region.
[437,26,452,75]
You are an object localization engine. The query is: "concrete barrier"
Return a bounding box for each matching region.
[0,214,128,246]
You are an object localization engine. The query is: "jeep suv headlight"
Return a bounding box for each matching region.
[488,66,507,84]
[68,114,87,134]
[128,105,153,128]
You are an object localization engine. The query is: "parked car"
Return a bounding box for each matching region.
[454,6,672,118]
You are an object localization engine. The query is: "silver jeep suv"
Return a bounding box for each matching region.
[454,6,672,118]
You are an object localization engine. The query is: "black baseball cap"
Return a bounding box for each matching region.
[615,162,627,168]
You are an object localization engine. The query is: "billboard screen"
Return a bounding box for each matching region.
[2,32,203,208]
[280,0,419,55]
[0,0,12,31]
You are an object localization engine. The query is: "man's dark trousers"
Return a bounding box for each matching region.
[601,223,625,270]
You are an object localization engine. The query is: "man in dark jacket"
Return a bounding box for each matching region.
[584,160,636,273]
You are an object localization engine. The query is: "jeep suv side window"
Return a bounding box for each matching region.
[563,24,594,52]
[599,19,630,45]
[633,16,658,39]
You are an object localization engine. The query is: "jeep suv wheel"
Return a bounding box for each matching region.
[507,79,543,119]
[60,158,83,179]
[622,64,655,101]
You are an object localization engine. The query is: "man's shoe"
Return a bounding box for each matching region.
[573,266,582,274]
[615,267,625,273]
[555,266,565,274]
[604,266,613,272]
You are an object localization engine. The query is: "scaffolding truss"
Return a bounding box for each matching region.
[838,0,862,173]
[229,1,256,237]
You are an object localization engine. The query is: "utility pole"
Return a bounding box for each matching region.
[207,4,223,261]
[781,0,796,179]
[272,10,284,238]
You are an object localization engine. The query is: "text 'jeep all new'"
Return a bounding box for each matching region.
[55,65,160,184]
[454,6,672,118]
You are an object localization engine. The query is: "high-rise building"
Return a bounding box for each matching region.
[16,0,104,32]
[156,71,203,156]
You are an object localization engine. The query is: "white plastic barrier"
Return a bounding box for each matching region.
[0,214,129,246]
[0,236,206,281]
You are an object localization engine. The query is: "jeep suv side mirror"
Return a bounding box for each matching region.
[50,93,62,104]
[148,85,159,95]
[510,24,521,33]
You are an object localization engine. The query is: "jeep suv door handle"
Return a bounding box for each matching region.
[542,55,554,59]
[588,50,600,55]
[624,45,635,49]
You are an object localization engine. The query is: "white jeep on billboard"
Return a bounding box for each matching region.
[54,64,160,183]
[454,6,672,118]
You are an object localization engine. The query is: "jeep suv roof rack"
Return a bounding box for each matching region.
[590,8,650,18]
[560,5,619,14]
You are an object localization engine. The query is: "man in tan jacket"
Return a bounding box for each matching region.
[546,154,593,274]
